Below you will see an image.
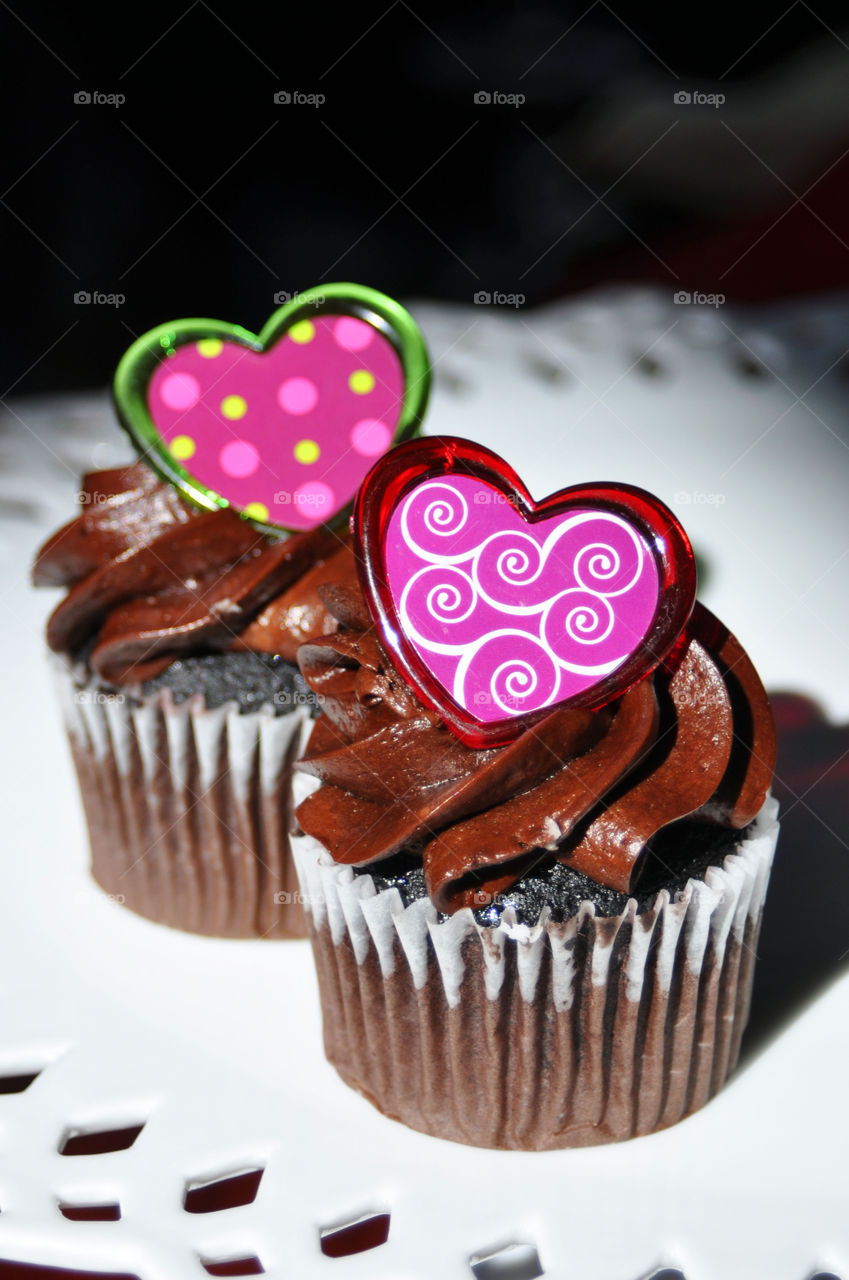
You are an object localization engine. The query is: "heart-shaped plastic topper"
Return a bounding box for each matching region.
[354,437,696,746]
[113,284,430,533]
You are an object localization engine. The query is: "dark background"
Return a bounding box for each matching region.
[3,1,849,394]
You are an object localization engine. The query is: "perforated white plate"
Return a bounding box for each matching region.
[1,288,847,1280]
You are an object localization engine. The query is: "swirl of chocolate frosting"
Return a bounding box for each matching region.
[294,561,776,911]
[33,462,355,684]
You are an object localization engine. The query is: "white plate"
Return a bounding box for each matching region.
[1,288,846,1280]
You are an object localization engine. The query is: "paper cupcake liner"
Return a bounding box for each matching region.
[292,789,779,1149]
[55,658,315,939]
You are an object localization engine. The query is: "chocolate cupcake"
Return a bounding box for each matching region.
[33,283,431,938]
[34,462,356,938]
[290,438,778,1149]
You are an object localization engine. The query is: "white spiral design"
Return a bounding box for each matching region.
[399,482,471,563]
[388,479,659,720]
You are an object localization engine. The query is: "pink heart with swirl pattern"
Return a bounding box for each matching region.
[353,437,697,746]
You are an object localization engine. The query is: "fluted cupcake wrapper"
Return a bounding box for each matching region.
[55,658,314,939]
[292,791,779,1149]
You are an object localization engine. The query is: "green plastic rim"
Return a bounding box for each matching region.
[112,283,432,532]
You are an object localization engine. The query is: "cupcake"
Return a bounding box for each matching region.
[32,284,431,938]
[34,461,358,937]
[291,436,778,1148]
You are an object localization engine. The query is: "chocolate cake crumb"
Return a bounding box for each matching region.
[70,644,320,718]
[141,652,320,716]
[364,820,749,926]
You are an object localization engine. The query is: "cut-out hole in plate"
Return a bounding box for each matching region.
[58,1201,122,1222]
[201,1257,264,1277]
[184,1168,264,1214]
[633,354,665,377]
[469,1240,544,1280]
[0,1070,42,1095]
[807,1273,844,1280]
[438,368,472,396]
[638,1269,688,1280]
[319,1210,391,1258]
[736,355,769,379]
[59,1122,146,1156]
[524,358,569,385]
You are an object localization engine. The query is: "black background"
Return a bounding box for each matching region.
[3,1,848,392]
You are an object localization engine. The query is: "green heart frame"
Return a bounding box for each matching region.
[113,282,432,532]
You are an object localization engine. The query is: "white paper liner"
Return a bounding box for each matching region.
[292,795,779,1149]
[54,657,315,938]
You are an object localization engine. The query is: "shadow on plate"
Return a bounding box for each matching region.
[740,692,849,1063]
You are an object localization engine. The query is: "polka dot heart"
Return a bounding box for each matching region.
[115,286,431,533]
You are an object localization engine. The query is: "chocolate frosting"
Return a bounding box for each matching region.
[33,462,352,684]
[295,569,776,910]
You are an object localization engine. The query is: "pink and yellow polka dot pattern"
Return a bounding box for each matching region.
[147,314,404,531]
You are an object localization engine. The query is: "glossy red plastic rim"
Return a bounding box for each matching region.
[353,436,697,746]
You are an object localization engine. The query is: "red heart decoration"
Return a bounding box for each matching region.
[353,437,696,746]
